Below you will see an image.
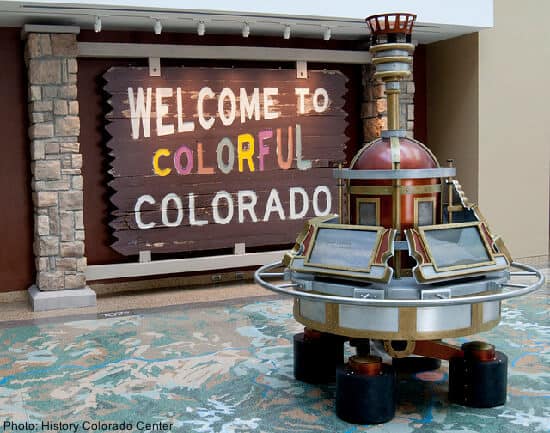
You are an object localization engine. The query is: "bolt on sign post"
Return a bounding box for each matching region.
[104,67,348,255]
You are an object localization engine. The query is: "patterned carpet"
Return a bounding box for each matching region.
[0,269,548,433]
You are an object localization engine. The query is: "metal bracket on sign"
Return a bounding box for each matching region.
[149,57,161,77]
[139,250,152,263]
[296,60,307,79]
[234,243,246,255]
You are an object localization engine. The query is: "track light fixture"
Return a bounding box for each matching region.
[283,24,291,40]
[197,21,206,36]
[94,16,101,33]
[242,22,250,38]
[323,27,331,41]
[154,19,162,35]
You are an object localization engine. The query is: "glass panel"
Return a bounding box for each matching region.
[418,201,434,226]
[359,202,377,226]
[423,226,491,269]
[308,228,378,270]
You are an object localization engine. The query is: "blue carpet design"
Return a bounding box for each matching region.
[0,271,548,433]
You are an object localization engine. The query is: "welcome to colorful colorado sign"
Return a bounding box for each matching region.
[104,67,348,255]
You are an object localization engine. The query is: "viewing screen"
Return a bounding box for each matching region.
[422,225,491,270]
[307,228,378,271]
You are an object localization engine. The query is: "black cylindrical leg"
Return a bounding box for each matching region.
[393,356,441,373]
[335,364,396,424]
[293,332,344,384]
[449,351,508,408]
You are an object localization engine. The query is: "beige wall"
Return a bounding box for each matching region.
[427,0,550,258]
[478,0,550,258]
[426,33,479,203]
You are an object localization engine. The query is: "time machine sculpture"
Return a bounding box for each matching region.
[255,13,544,424]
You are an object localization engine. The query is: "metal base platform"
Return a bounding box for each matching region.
[255,262,544,340]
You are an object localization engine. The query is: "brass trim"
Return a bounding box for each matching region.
[384,339,416,358]
[402,184,441,194]
[350,184,441,196]
[397,307,417,340]
[472,303,483,328]
[374,70,411,81]
[351,185,393,195]
[418,222,497,272]
[393,161,401,278]
[412,258,509,283]
[447,205,464,212]
[371,56,413,65]
[289,260,393,283]
[355,197,380,226]
[369,43,415,53]
[414,196,437,227]
[494,236,513,263]
[326,302,339,327]
[293,301,501,341]
[387,93,400,130]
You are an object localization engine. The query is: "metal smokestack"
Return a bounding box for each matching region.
[366,13,416,133]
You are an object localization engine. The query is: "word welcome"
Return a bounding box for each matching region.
[128,86,330,139]
[135,186,332,229]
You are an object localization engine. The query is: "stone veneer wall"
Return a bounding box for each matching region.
[361,63,415,142]
[25,33,87,291]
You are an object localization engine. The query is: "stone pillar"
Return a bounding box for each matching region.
[400,76,415,139]
[25,31,95,311]
[361,64,415,142]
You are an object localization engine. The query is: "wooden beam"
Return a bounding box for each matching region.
[86,250,286,281]
[78,42,371,64]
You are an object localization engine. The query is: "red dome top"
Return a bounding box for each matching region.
[352,137,439,170]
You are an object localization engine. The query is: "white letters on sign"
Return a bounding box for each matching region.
[134,186,332,228]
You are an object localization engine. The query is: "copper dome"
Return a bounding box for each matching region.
[351,137,440,170]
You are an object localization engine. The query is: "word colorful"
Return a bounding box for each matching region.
[152,125,311,176]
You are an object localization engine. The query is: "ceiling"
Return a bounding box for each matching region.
[0,1,489,44]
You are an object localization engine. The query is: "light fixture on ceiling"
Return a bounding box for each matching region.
[94,16,101,33]
[154,18,162,35]
[283,24,291,40]
[197,21,206,36]
[242,22,250,38]
[323,27,332,41]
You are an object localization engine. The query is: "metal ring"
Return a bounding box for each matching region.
[254,262,544,308]
[333,168,456,180]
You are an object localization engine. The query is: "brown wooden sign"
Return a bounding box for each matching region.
[104,67,348,255]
